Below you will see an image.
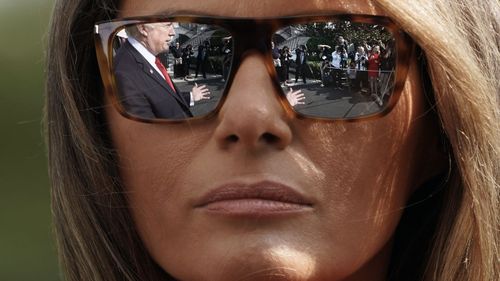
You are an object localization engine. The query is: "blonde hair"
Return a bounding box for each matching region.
[377,0,500,280]
[45,0,499,280]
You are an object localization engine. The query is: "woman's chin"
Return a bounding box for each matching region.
[159,231,393,281]
[174,244,320,281]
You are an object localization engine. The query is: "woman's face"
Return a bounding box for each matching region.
[106,0,443,280]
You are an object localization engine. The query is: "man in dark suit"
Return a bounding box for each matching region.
[113,22,210,120]
[195,40,210,79]
[221,38,232,81]
[294,44,308,84]
[169,42,183,78]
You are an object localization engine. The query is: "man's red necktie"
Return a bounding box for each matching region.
[155,58,176,93]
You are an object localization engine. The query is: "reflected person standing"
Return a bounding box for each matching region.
[113,23,210,119]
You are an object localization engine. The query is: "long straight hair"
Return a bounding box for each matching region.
[45,0,499,280]
[46,0,172,280]
[376,1,500,280]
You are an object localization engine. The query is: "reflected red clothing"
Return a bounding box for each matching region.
[367,53,380,78]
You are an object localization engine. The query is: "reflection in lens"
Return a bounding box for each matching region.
[111,22,231,120]
[273,21,396,119]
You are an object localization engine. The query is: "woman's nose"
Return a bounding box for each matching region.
[213,52,293,151]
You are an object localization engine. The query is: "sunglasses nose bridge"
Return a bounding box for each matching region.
[227,22,280,92]
[230,20,274,56]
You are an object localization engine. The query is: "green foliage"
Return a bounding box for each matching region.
[306,61,322,79]
[305,37,336,60]
[299,20,392,56]
[207,56,223,74]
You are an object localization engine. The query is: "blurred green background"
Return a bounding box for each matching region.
[0,0,60,280]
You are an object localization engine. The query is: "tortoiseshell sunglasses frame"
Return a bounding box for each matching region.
[94,14,414,124]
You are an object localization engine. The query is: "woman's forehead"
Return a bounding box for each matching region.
[118,0,385,18]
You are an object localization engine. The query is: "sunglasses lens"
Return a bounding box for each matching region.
[109,19,397,121]
[111,21,231,121]
[274,21,397,119]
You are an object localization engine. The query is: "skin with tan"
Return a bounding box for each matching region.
[107,0,444,280]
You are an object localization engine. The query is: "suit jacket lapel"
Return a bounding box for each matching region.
[125,43,189,107]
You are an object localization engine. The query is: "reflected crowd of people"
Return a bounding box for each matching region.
[111,22,398,120]
[156,37,233,82]
[270,35,396,107]
[152,27,396,109]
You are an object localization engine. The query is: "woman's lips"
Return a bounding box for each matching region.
[194,181,314,216]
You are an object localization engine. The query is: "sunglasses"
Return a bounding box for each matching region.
[94,15,413,123]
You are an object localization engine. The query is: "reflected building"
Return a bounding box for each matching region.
[273,26,310,52]
[175,23,217,50]
[175,24,311,54]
